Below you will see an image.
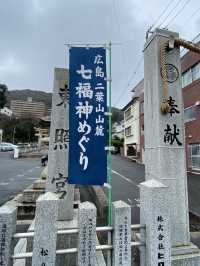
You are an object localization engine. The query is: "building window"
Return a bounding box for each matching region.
[140,102,144,114]
[125,126,132,137]
[184,106,196,122]
[182,69,192,87]
[192,62,200,81]
[125,107,131,120]
[182,62,200,88]
[189,144,200,170]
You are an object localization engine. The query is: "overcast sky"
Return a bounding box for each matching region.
[0,0,200,108]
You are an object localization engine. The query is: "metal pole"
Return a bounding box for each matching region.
[13,127,16,144]
[108,42,112,226]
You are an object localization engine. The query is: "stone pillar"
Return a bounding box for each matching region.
[32,192,58,266]
[144,28,200,264]
[0,205,17,266]
[144,28,189,246]
[78,202,96,266]
[46,68,74,221]
[112,201,131,266]
[140,179,171,266]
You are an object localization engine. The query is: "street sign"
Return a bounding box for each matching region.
[68,47,107,185]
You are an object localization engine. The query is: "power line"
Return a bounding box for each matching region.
[165,0,193,27]
[157,0,184,28]
[113,55,143,107]
[150,0,178,30]
[181,6,200,31]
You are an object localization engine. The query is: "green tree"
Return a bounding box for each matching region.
[0,84,8,108]
[0,116,38,143]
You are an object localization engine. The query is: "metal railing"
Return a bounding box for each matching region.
[12,224,146,260]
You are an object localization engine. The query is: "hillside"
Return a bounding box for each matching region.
[5,89,123,122]
[6,89,52,109]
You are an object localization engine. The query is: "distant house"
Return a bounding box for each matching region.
[122,97,140,158]
[112,121,124,140]
[35,116,51,149]
[0,107,13,117]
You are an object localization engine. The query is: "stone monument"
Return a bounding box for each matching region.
[46,68,74,221]
[143,28,200,264]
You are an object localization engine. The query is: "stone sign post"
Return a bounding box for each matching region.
[46,68,74,221]
[144,28,200,264]
[0,205,17,266]
[78,202,96,266]
[32,192,59,266]
[140,180,171,266]
[112,201,131,266]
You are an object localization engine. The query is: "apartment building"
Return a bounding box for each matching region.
[10,97,46,119]
[182,49,200,172]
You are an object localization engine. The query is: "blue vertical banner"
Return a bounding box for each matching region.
[68,47,107,185]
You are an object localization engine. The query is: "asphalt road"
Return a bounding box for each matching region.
[0,151,42,206]
[111,155,144,224]
[111,154,200,224]
[0,151,199,225]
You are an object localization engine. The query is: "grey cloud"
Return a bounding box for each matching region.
[0,0,199,107]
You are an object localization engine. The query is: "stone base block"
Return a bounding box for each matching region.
[172,243,200,265]
[172,243,199,256]
[22,188,44,203]
[32,180,46,190]
[172,252,200,265]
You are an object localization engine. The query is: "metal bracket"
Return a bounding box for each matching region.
[104,77,112,82]
[105,146,115,151]
[168,39,175,50]
[104,112,112,116]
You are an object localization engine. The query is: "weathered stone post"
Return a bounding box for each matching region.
[144,28,200,264]
[32,192,59,266]
[0,205,17,266]
[112,201,131,266]
[78,202,96,266]
[46,68,74,221]
[140,179,171,266]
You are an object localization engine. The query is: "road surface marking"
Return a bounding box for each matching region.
[26,177,38,180]
[17,174,25,177]
[0,182,9,186]
[111,170,139,188]
[28,169,33,173]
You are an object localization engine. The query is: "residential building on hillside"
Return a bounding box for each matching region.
[122,97,140,158]
[112,121,124,139]
[10,97,46,119]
